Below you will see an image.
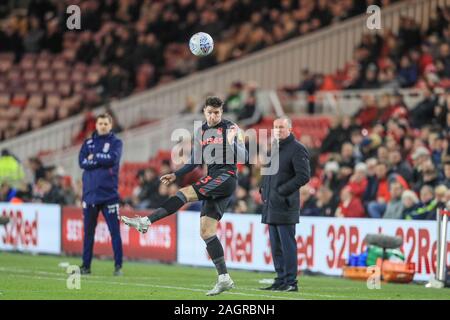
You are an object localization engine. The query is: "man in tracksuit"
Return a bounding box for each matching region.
[260,117,310,292]
[79,113,123,276]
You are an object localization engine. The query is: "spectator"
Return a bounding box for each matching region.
[361,64,380,89]
[136,167,161,209]
[339,142,356,169]
[335,185,366,218]
[410,88,439,128]
[99,65,129,99]
[401,189,420,219]
[15,181,32,202]
[42,172,68,205]
[411,146,432,191]
[75,31,98,64]
[23,16,44,53]
[43,18,62,53]
[350,129,364,163]
[442,159,450,188]
[62,176,76,204]
[105,105,123,134]
[383,181,405,219]
[299,185,318,217]
[149,183,171,209]
[315,186,338,217]
[129,169,146,208]
[420,160,441,190]
[388,148,413,182]
[27,157,46,183]
[233,199,249,213]
[299,134,319,175]
[354,95,379,129]
[0,149,25,187]
[231,185,251,213]
[295,69,319,114]
[405,185,437,220]
[180,96,199,115]
[0,182,17,202]
[320,116,355,153]
[435,184,448,209]
[74,109,97,145]
[347,162,368,199]
[397,55,418,87]
[322,161,340,194]
[32,177,51,202]
[223,81,244,115]
[236,91,262,128]
[367,162,390,218]
[377,145,389,164]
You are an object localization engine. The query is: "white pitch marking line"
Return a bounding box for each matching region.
[1,266,352,299]
[189,284,353,299]
[5,270,304,300]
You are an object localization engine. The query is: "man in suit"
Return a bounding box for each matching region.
[260,117,310,292]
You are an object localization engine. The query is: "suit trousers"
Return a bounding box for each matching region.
[269,224,297,286]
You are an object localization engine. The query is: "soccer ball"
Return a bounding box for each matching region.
[189,32,214,56]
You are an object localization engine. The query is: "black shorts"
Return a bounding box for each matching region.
[192,170,237,221]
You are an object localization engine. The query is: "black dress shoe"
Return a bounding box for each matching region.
[79,266,91,275]
[277,284,298,292]
[260,283,283,291]
[113,266,123,276]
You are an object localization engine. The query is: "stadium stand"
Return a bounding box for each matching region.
[1,0,450,221]
[0,0,399,141]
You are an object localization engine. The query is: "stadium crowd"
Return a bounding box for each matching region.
[0,0,397,140]
[280,5,450,113]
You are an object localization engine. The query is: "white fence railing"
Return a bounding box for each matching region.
[287,88,426,116]
[41,114,203,180]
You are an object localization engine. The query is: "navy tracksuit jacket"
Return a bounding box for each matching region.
[79,131,123,268]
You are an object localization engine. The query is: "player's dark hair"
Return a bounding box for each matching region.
[96,113,113,123]
[204,96,223,109]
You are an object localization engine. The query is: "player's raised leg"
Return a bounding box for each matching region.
[121,182,197,233]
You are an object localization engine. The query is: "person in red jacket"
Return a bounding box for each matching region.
[335,185,366,218]
[367,162,391,218]
[346,162,368,199]
[354,95,378,129]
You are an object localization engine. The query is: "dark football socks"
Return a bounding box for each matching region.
[147,191,187,223]
[204,235,228,275]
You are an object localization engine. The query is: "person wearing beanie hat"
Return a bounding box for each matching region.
[401,189,420,219]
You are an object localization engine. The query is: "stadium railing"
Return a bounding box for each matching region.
[286,88,426,115]
[41,113,202,180]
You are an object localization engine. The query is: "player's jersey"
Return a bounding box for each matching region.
[199,119,242,175]
[175,118,247,178]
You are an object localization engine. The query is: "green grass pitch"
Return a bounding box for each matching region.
[0,252,448,300]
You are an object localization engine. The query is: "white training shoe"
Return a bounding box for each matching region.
[121,216,151,233]
[206,274,235,296]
